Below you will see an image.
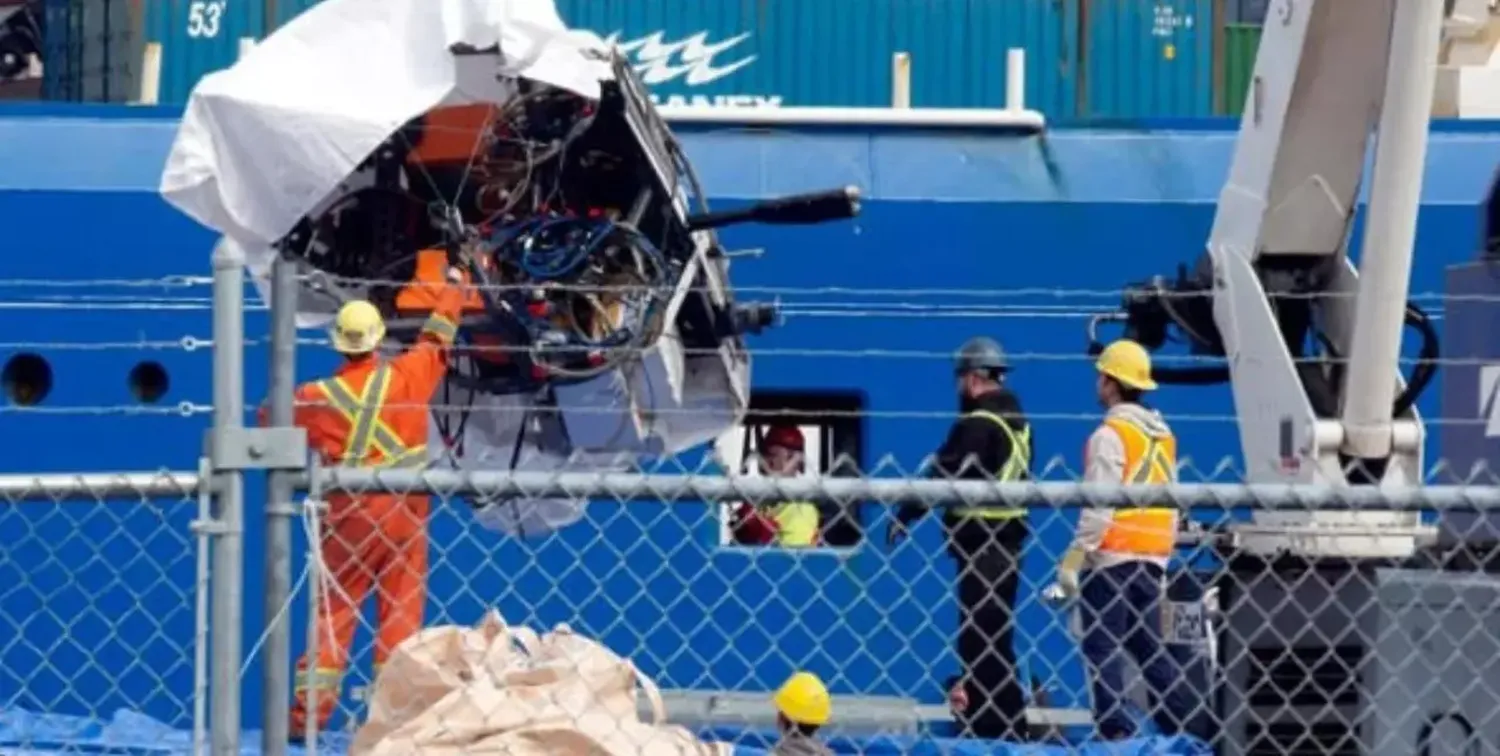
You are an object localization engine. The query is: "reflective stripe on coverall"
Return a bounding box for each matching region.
[289,289,464,732]
[950,409,1031,519]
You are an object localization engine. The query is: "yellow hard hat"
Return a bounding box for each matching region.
[330,300,386,354]
[1095,339,1157,391]
[773,672,831,726]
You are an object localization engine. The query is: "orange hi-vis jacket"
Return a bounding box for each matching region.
[295,288,464,482]
[286,283,466,732]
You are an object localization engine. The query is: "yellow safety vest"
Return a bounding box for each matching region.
[953,410,1031,521]
[1099,416,1178,557]
[769,501,820,547]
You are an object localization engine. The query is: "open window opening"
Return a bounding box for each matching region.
[712,390,865,548]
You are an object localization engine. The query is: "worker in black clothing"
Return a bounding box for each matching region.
[888,336,1034,742]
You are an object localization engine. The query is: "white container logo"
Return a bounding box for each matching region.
[605,30,755,86]
[604,30,783,108]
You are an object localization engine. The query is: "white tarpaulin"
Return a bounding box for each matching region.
[159,0,612,256]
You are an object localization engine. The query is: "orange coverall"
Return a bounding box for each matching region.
[288,284,466,733]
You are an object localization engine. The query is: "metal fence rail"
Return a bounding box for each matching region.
[311,467,1500,511]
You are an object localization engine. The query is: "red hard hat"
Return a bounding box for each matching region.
[762,426,810,450]
[762,425,805,452]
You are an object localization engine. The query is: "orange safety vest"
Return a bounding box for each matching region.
[1098,415,1179,557]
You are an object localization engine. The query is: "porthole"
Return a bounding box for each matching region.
[2,353,52,406]
[128,361,170,404]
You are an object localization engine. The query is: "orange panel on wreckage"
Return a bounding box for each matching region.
[394,105,513,363]
[395,249,511,366]
[405,103,501,166]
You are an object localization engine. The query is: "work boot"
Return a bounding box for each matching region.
[288,695,336,742]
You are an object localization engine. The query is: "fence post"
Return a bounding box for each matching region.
[262,252,300,750]
[209,241,246,755]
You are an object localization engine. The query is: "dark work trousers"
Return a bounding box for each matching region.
[1078,561,1203,740]
[947,516,1030,741]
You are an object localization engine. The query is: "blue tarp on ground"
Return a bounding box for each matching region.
[0,708,1210,755]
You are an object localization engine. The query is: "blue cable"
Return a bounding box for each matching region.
[476,216,678,382]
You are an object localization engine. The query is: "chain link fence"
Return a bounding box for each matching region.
[0,471,211,750]
[5,260,1500,756]
[0,259,248,753]
[8,460,1500,754]
[258,464,1500,756]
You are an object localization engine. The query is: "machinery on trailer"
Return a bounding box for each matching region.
[157,0,857,534]
[1089,0,1500,753]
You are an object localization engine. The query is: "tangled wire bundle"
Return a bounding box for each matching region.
[469,215,674,388]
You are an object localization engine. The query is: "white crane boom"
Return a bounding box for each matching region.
[1210,0,1443,558]
[1091,0,1451,558]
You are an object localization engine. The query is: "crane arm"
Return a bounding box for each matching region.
[1087,0,1450,557]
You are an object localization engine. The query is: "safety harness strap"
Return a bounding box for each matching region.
[346,366,389,463]
[1099,416,1178,556]
[968,410,1032,482]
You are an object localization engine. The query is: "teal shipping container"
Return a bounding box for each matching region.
[146,0,264,103]
[556,0,1079,115]
[1077,0,1216,119]
[139,0,1218,118]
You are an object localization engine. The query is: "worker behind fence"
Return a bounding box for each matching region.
[1045,339,1204,741]
[279,262,470,737]
[888,336,1034,741]
[771,672,834,755]
[731,424,822,547]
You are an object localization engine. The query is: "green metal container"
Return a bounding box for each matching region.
[1220,22,1260,116]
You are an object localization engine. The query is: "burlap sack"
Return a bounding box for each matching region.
[351,611,732,756]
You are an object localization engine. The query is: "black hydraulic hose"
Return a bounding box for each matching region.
[1086,316,1231,386]
[1149,302,1440,402]
[1393,301,1440,418]
[1153,365,1232,386]
[1086,299,1439,404]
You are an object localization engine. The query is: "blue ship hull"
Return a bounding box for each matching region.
[2,105,1496,734]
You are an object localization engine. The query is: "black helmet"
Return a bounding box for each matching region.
[955,336,1008,375]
